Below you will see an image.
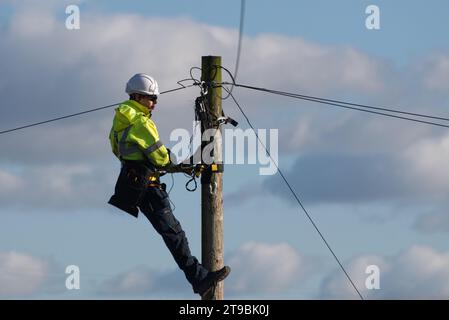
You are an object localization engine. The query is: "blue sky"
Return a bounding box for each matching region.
[1,0,449,299]
[85,0,449,63]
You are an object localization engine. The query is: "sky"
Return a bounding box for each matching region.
[1,0,449,300]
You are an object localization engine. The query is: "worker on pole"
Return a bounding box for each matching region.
[108,73,230,297]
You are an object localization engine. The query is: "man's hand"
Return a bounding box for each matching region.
[161,162,179,173]
[161,162,208,176]
[177,164,195,175]
[175,164,206,176]
[193,164,207,177]
[162,163,194,174]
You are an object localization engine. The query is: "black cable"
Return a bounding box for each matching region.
[224,82,449,129]
[167,173,176,212]
[0,83,196,135]
[0,102,121,135]
[160,83,196,94]
[221,0,246,101]
[185,173,198,192]
[223,86,365,300]
[189,67,203,85]
[168,173,175,194]
[271,89,449,129]
[231,83,449,122]
[213,65,236,101]
[234,0,246,82]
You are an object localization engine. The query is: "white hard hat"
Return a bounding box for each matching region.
[126,73,159,96]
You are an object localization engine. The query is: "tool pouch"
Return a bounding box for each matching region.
[108,161,154,217]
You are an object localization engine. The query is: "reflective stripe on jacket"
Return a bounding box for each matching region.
[109,99,170,167]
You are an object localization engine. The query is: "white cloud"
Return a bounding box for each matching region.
[0,117,113,165]
[226,242,303,294]
[320,245,449,299]
[262,128,449,206]
[97,266,155,296]
[239,34,386,95]
[97,266,192,298]
[0,251,49,296]
[414,211,449,234]
[422,54,449,92]
[0,163,116,210]
[96,242,308,298]
[402,134,449,197]
[0,2,389,133]
[0,170,24,194]
[264,153,413,205]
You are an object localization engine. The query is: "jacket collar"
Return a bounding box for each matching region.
[126,99,150,117]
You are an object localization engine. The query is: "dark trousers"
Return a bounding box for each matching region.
[138,186,208,290]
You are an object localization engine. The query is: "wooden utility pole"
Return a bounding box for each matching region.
[200,56,224,300]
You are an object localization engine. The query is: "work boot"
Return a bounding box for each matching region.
[194,266,231,296]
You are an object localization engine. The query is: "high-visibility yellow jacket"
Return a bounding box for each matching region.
[109,99,170,167]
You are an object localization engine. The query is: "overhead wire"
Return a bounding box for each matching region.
[221,0,246,100]
[222,85,365,300]
[221,82,449,129]
[0,83,197,136]
[234,0,246,82]
[0,102,120,135]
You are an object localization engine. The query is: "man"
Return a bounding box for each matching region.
[108,73,230,297]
